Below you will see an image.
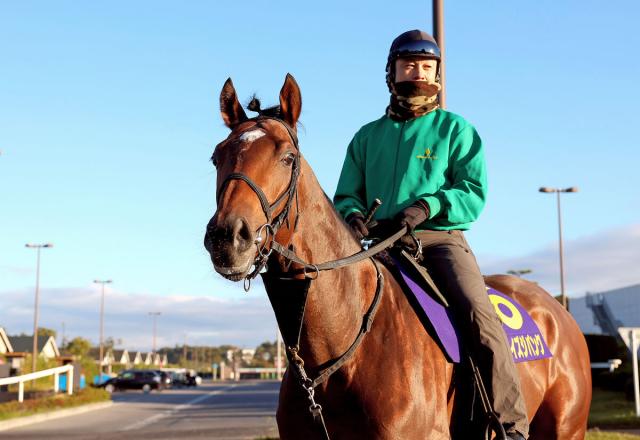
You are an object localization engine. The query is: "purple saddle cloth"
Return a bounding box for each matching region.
[392,255,552,364]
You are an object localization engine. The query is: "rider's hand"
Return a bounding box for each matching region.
[394,200,430,233]
[346,212,369,240]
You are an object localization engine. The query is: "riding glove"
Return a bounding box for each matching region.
[395,200,430,233]
[346,212,369,240]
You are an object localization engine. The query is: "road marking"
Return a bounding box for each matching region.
[119,385,238,432]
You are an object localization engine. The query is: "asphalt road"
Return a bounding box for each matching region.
[2,380,280,440]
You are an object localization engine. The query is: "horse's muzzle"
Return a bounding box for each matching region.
[204,214,255,281]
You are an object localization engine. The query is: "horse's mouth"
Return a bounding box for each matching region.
[213,260,253,282]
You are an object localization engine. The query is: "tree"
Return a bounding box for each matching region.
[66,337,91,357]
[37,327,57,339]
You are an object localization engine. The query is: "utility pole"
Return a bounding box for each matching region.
[149,312,161,354]
[94,279,112,378]
[25,243,53,376]
[433,0,446,108]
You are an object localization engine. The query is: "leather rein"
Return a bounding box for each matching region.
[216,116,406,439]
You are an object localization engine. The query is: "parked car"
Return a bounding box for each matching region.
[99,369,164,393]
[153,370,172,388]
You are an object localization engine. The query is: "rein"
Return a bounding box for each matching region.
[217,115,405,440]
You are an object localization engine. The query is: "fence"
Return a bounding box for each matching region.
[0,364,74,403]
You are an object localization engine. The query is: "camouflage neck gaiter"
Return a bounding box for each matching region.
[386,81,441,121]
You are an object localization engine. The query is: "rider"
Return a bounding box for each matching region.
[333,29,528,440]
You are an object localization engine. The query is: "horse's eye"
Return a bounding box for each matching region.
[211,154,218,167]
[281,152,295,166]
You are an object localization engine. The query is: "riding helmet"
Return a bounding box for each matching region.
[386,29,441,74]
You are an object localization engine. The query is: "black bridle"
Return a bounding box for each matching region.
[215,116,302,285]
[214,115,406,440]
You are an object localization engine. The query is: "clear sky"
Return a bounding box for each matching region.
[1,1,639,349]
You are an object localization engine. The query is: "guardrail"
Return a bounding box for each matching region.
[591,358,622,373]
[0,365,74,403]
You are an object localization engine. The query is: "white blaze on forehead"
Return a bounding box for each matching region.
[238,128,266,143]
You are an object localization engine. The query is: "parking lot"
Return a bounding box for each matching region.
[2,380,280,440]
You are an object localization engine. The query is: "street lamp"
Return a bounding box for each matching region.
[149,312,161,355]
[507,269,532,277]
[93,279,112,378]
[539,186,579,309]
[25,243,53,375]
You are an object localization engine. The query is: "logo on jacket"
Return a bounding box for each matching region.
[416,148,437,160]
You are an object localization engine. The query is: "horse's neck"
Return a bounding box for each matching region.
[278,159,377,368]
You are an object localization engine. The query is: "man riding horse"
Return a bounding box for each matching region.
[334,29,528,440]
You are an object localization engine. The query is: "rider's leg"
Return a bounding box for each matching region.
[415,230,529,438]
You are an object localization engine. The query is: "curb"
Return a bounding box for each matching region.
[0,400,113,432]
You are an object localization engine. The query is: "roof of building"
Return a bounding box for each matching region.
[8,335,56,354]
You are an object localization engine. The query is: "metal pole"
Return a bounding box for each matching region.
[149,312,161,354]
[94,280,112,380]
[99,283,105,375]
[632,329,640,417]
[556,191,567,309]
[32,247,41,376]
[276,328,282,378]
[433,0,446,108]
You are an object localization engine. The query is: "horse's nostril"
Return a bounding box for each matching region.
[233,218,253,252]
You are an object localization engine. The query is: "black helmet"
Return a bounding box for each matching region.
[386,29,440,73]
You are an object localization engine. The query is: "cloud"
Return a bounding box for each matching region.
[477,223,640,296]
[0,283,277,352]
[3,223,636,352]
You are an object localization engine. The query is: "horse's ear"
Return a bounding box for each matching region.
[220,78,248,129]
[279,73,301,129]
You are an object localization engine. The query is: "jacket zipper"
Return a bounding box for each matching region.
[389,121,405,215]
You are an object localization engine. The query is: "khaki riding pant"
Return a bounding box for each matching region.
[414,229,529,437]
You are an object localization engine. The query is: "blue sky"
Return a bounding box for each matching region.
[1,1,638,349]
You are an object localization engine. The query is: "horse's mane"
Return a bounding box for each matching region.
[246,95,282,118]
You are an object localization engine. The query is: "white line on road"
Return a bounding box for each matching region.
[119,385,238,432]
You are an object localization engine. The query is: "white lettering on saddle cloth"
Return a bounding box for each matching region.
[488,289,553,363]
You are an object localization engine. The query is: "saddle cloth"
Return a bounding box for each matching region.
[390,253,552,364]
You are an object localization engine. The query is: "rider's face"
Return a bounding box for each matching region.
[395,58,438,83]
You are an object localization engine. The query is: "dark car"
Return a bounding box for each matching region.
[100,369,164,393]
[153,370,172,388]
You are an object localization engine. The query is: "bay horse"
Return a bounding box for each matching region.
[204,74,591,439]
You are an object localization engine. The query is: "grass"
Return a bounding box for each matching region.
[0,387,110,422]
[586,430,640,440]
[590,387,640,429]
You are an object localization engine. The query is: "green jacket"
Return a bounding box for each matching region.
[333,109,487,231]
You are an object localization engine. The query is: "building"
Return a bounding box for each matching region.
[132,351,143,365]
[8,335,60,360]
[0,328,13,355]
[570,283,640,335]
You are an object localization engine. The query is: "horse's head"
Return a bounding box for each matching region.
[204,74,302,282]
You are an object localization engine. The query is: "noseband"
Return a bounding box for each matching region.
[215,116,302,285]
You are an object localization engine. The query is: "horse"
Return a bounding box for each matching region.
[204,74,592,439]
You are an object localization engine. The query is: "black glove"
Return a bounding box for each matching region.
[346,212,369,240]
[394,200,430,233]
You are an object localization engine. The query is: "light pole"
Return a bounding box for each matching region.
[539,186,578,309]
[93,279,112,378]
[149,312,161,355]
[433,0,446,108]
[507,269,532,277]
[25,243,53,375]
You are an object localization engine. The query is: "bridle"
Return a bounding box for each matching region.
[214,115,407,440]
[215,116,302,288]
